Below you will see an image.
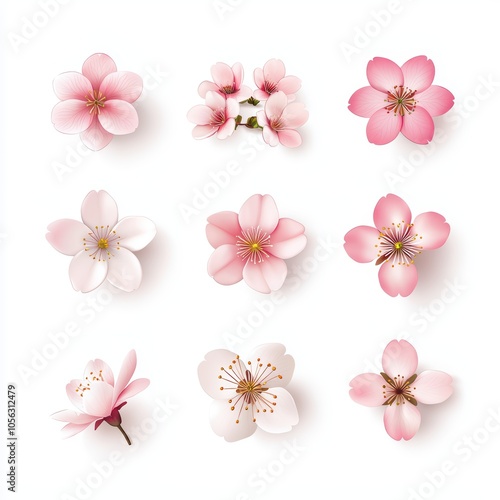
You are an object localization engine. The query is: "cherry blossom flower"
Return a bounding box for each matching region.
[256,91,308,148]
[46,190,156,293]
[350,340,452,441]
[51,53,143,151]
[52,350,149,445]
[253,59,302,101]
[198,62,252,102]
[207,194,307,293]
[187,91,239,140]
[348,55,454,145]
[344,194,450,297]
[199,343,298,442]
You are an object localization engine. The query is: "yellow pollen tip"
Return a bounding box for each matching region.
[97,238,108,249]
[394,242,403,250]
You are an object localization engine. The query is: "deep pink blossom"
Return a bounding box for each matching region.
[51,53,143,150]
[206,194,307,293]
[348,56,454,145]
[344,194,450,297]
[350,340,452,441]
[253,59,301,101]
[198,62,252,102]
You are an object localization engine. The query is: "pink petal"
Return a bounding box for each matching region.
[280,102,308,128]
[198,80,219,98]
[248,344,295,388]
[344,226,380,263]
[206,211,241,248]
[232,62,244,89]
[106,247,142,292]
[366,107,402,145]
[69,250,108,292]
[82,53,117,90]
[209,399,257,442]
[225,98,240,119]
[234,86,253,102]
[238,194,279,234]
[415,85,454,116]
[253,67,265,88]
[115,378,150,407]
[262,126,279,147]
[99,71,143,103]
[384,402,421,440]
[98,100,139,135]
[46,219,89,256]
[112,216,156,251]
[242,262,271,294]
[264,91,287,120]
[205,90,226,110]
[413,371,453,404]
[53,72,92,101]
[216,118,236,140]
[348,86,386,118]
[192,124,218,139]
[60,422,93,439]
[367,57,403,92]
[401,107,434,144]
[256,109,269,128]
[276,75,301,95]
[82,382,114,417]
[66,379,86,412]
[382,340,418,378]
[255,387,298,433]
[207,244,245,285]
[373,194,412,231]
[187,104,213,125]
[254,89,270,101]
[51,100,94,134]
[112,350,137,405]
[84,359,114,386]
[80,119,114,151]
[277,129,302,148]
[198,349,242,400]
[269,218,307,259]
[412,212,450,250]
[401,56,435,93]
[211,62,234,88]
[81,190,118,229]
[242,256,287,293]
[51,410,97,424]
[349,373,386,407]
[378,261,418,297]
[263,59,286,83]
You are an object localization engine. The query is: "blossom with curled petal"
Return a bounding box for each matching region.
[52,350,149,445]
[350,340,452,441]
[46,190,156,293]
[344,194,450,297]
[198,343,298,442]
[348,55,454,145]
[198,62,252,102]
[253,59,301,101]
[206,194,307,293]
[51,53,143,150]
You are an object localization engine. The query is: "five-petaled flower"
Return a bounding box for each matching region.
[253,59,301,102]
[349,340,452,441]
[348,55,454,145]
[198,62,252,102]
[198,343,298,442]
[51,53,143,151]
[206,194,307,293]
[344,194,450,297]
[46,190,156,293]
[52,350,149,445]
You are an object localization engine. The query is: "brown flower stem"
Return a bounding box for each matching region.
[117,424,131,445]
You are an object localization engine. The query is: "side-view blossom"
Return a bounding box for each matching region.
[198,62,252,102]
[253,59,301,101]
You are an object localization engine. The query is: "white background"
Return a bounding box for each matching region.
[2,1,499,499]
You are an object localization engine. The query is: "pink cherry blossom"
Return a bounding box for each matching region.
[344,194,450,297]
[348,56,454,145]
[51,53,142,151]
[256,91,309,148]
[187,91,239,140]
[46,190,156,293]
[253,59,302,101]
[52,350,149,445]
[206,194,307,293]
[198,62,252,102]
[350,340,452,441]
[199,343,298,442]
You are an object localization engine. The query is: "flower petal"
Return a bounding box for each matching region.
[53,72,92,101]
[232,62,244,89]
[401,107,434,144]
[98,100,139,135]
[344,225,380,263]
[60,422,93,439]
[276,75,301,96]
[99,71,142,103]
[216,118,236,140]
[82,53,117,90]
[384,402,421,440]
[106,247,142,292]
[248,343,295,388]
[401,56,435,93]
[207,244,245,285]
[348,86,386,118]
[243,256,287,293]
[379,262,418,297]
[264,91,287,120]
[198,349,241,400]
[211,62,234,88]
[205,90,226,110]
[206,211,241,248]
[187,104,214,125]
[192,124,218,139]
[412,212,450,250]
[112,350,137,405]
[82,381,114,417]
[264,59,286,83]
[209,399,257,442]
[46,219,89,256]
[84,359,114,386]
[366,107,402,145]
[277,129,302,148]
[280,102,308,128]
[198,80,219,98]
[349,373,386,406]
[66,379,86,412]
[373,194,412,231]
[382,340,418,378]
[115,378,150,407]
[51,410,97,424]
[269,218,306,259]
[256,109,269,128]
[225,98,240,119]
[51,100,94,134]
[413,370,453,404]
[367,57,403,92]
[254,67,265,88]
[255,387,298,433]
[254,89,270,101]
[81,190,118,229]
[415,85,454,116]
[238,194,279,234]
[80,119,114,151]
[262,126,279,147]
[69,250,108,292]
[112,216,156,251]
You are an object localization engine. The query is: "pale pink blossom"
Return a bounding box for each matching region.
[348,55,454,145]
[198,62,252,102]
[52,350,149,445]
[199,343,298,442]
[256,91,308,148]
[51,53,143,151]
[344,194,450,297]
[350,340,452,441]
[187,91,239,140]
[46,190,156,293]
[207,194,307,293]
[253,59,301,101]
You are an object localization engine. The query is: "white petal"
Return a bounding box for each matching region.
[209,399,257,442]
[106,247,142,292]
[255,387,298,433]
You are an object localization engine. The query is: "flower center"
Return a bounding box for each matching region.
[83,225,121,262]
[85,90,106,115]
[211,109,226,126]
[381,372,418,406]
[270,117,284,130]
[221,84,235,95]
[374,221,423,267]
[236,227,272,264]
[384,85,417,116]
[218,355,283,424]
[264,80,278,94]
[75,369,104,397]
